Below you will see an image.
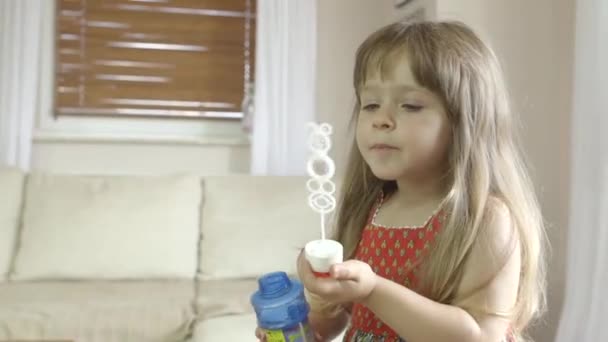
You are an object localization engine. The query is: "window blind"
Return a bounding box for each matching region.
[55,0,255,120]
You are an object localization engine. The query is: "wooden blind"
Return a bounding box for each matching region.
[55,0,256,120]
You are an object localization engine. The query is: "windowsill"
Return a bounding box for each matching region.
[33,130,251,146]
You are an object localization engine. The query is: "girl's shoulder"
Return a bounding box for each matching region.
[462,196,517,281]
[452,197,520,321]
[484,196,513,229]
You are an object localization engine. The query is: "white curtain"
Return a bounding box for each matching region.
[0,0,43,170]
[555,0,608,341]
[251,0,317,175]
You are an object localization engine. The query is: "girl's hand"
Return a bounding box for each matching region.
[297,250,378,304]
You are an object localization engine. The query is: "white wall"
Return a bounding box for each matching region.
[434,1,574,341]
[32,136,251,176]
[28,0,251,175]
[316,0,394,170]
[32,138,250,176]
[32,0,393,176]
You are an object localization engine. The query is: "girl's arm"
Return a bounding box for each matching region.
[362,203,520,342]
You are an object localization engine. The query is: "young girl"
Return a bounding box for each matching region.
[257,20,546,342]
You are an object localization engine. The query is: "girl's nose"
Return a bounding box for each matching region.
[372,110,395,130]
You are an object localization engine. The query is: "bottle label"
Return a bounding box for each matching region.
[264,322,314,342]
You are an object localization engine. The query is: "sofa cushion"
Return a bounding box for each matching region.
[0,280,195,342]
[0,167,24,281]
[196,279,258,320]
[11,173,202,280]
[200,176,321,279]
[191,313,258,342]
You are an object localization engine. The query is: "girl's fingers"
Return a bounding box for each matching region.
[255,327,266,341]
[330,260,361,281]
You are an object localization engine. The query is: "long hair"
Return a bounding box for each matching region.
[332,21,546,340]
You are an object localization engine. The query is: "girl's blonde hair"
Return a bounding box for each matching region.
[332,21,546,340]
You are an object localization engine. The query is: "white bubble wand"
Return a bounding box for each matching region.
[304,123,343,276]
[306,122,336,240]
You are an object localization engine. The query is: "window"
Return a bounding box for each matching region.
[54,0,255,120]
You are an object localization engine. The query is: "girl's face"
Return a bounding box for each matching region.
[356,56,452,181]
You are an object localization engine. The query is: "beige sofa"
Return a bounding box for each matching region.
[0,167,326,342]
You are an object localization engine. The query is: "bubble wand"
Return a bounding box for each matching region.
[305,123,336,239]
[304,123,344,277]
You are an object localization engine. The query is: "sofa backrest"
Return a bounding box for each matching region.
[199,176,321,280]
[10,172,202,280]
[2,172,325,282]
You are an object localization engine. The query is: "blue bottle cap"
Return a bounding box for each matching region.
[251,271,310,330]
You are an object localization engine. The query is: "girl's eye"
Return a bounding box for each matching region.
[362,103,380,111]
[401,104,423,112]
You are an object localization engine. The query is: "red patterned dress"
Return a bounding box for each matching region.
[343,194,445,342]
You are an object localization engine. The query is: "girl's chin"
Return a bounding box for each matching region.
[369,167,404,181]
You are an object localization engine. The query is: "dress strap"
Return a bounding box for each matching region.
[365,191,385,226]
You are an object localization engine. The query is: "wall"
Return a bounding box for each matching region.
[315,0,395,170]
[433,1,574,341]
[31,135,251,176]
[32,137,250,176]
[32,0,393,176]
[30,0,251,175]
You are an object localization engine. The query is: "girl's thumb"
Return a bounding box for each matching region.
[330,263,353,280]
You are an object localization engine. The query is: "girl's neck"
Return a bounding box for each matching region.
[392,175,448,208]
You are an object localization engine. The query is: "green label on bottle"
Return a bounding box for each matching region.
[263,322,314,342]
